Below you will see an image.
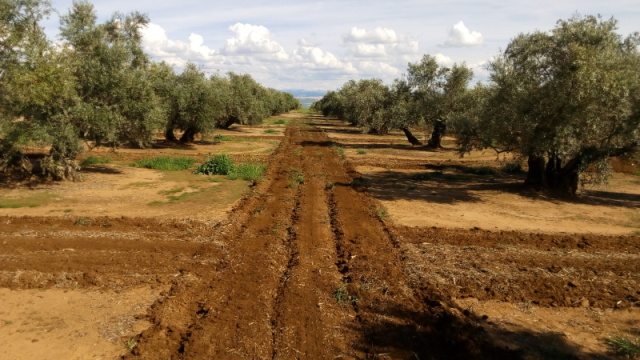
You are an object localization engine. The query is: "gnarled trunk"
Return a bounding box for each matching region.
[427,120,446,148]
[179,128,197,143]
[219,116,238,129]
[525,154,581,195]
[401,127,422,146]
[165,128,177,141]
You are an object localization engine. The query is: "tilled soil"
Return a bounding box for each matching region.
[1,116,638,359]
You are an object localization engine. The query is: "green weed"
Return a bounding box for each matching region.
[228,163,267,183]
[194,154,235,175]
[264,129,279,134]
[75,217,91,226]
[375,207,389,219]
[131,157,195,171]
[81,156,110,166]
[357,149,367,154]
[333,284,358,306]
[605,335,640,358]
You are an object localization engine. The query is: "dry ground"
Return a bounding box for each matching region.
[0,112,638,359]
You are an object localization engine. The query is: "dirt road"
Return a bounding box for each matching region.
[1,115,638,359]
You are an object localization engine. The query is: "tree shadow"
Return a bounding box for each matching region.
[80,165,123,175]
[344,287,609,359]
[355,168,640,209]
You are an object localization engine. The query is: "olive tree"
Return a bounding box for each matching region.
[407,55,473,148]
[472,15,640,194]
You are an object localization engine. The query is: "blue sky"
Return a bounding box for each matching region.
[44,0,640,92]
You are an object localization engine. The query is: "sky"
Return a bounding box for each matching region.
[44,0,640,92]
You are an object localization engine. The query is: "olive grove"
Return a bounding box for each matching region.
[0,0,299,181]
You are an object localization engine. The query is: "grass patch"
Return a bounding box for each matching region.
[0,192,55,208]
[81,156,110,166]
[75,217,91,226]
[288,168,304,188]
[606,335,640,358]
[214,135,259,142]
[131,157,195,171]
[161,187,185,195]
[228,163,267,183]
[329,142,346,157]
[357,149,367,155]
[263,129,280,134]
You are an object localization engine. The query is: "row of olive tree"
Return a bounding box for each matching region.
[0,0,299,180]
[313,15,639,195]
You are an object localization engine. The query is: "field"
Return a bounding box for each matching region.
[0,112,638,359]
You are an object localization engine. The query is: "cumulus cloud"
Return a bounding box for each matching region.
[223,23,289,61]
[443,21,483,47]
[293,45,357,73]
[344,27,399,44]
[141,22,221,64]
[434,53,454,66]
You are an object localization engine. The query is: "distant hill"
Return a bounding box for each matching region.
[282,89,327,109]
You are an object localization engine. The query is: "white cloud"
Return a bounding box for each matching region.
[141,22,221,63]
[293,45,357,73]
[444,21,483,47]
[434,53,454,67]
[353,43,387,58]
[223,23,289,61]
[344,27,399,44]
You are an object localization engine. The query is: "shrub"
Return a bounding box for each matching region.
[194,154,235,175]
[132,157,195,171]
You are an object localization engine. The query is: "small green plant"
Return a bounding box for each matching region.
[63,209,73,213]
[148,200,164,206]
[333,284,358,305]
[316,151,324,157]
[375,207,389,219]
[125,338,137,350]
[273,119,286,124]
[606,335,640,358]
[75,217,91,226]
[357,149,367,154]
[287,168,304,188]
[194,154,235,175]
[131,157,195,171]
[326,182,335,190]
[632,170,640,176]
[264,129,279,134]
[81,156,110,166]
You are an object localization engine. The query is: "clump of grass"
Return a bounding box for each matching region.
[264,129,279,134]
[632,170,640,176]
[194,154,235,175]
[131,157,195,171]
[228,163,267,183]
[333,284,358,306]
[81,156,110,166]
[357,149,367,155]
[326,182,335,190]
[462,166,498,176]
[0,193,55,208]
[375,207,389,219]
[606,335,640,358]
[273,119,286,125]
[288,168,304,188]
[329,142,346,157]
[214,135,258,142]
[75,217,91,226]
